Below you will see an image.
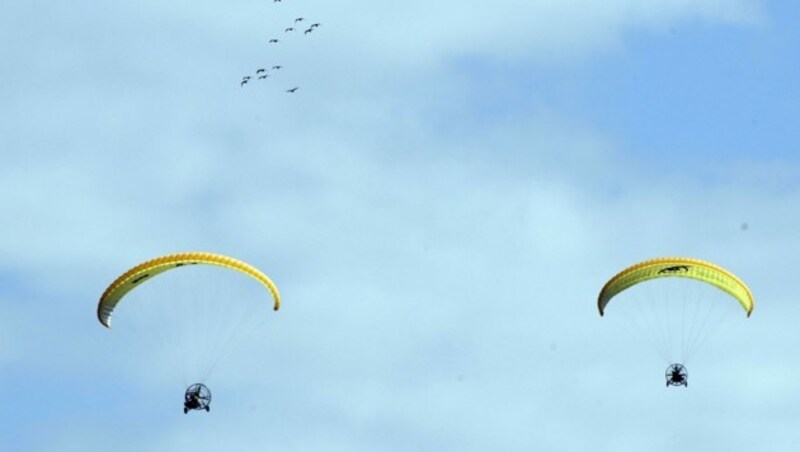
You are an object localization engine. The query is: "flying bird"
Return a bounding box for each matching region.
[269,39,279,43]
[258,75,268,80]
[272,65,282,70]
[310,23,321,28]
[242,76,252,80]
[294,17,304,23]
[304,28,313,34]
[256,68,266,74]
[285,27,294,32]
[241,80,248,87]
[286,87,299,93]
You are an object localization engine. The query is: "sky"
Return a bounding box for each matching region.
[1,0,799,450]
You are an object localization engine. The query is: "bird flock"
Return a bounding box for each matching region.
[240,3,322,93]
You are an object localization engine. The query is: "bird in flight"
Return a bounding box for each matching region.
[269,38,279,44]
[285,27,294,32]
[256,68,266,74]
[310,23,321,28]
[258,75,268,80]
[304,28,313,34]
[241,80,248,87]
[286,87,299,93]
[294,17,304,23]
[272,65,282,70]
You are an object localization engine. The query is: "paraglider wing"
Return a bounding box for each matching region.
[97,252,280,328]
[597,257,753,317]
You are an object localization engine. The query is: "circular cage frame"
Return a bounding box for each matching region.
[665,363,688,387]
[184,383,212,413]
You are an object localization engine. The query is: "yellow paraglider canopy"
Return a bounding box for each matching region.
[97,252,280,328]
[597,257,753,317]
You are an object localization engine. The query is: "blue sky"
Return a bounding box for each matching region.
[2,0,799,450]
